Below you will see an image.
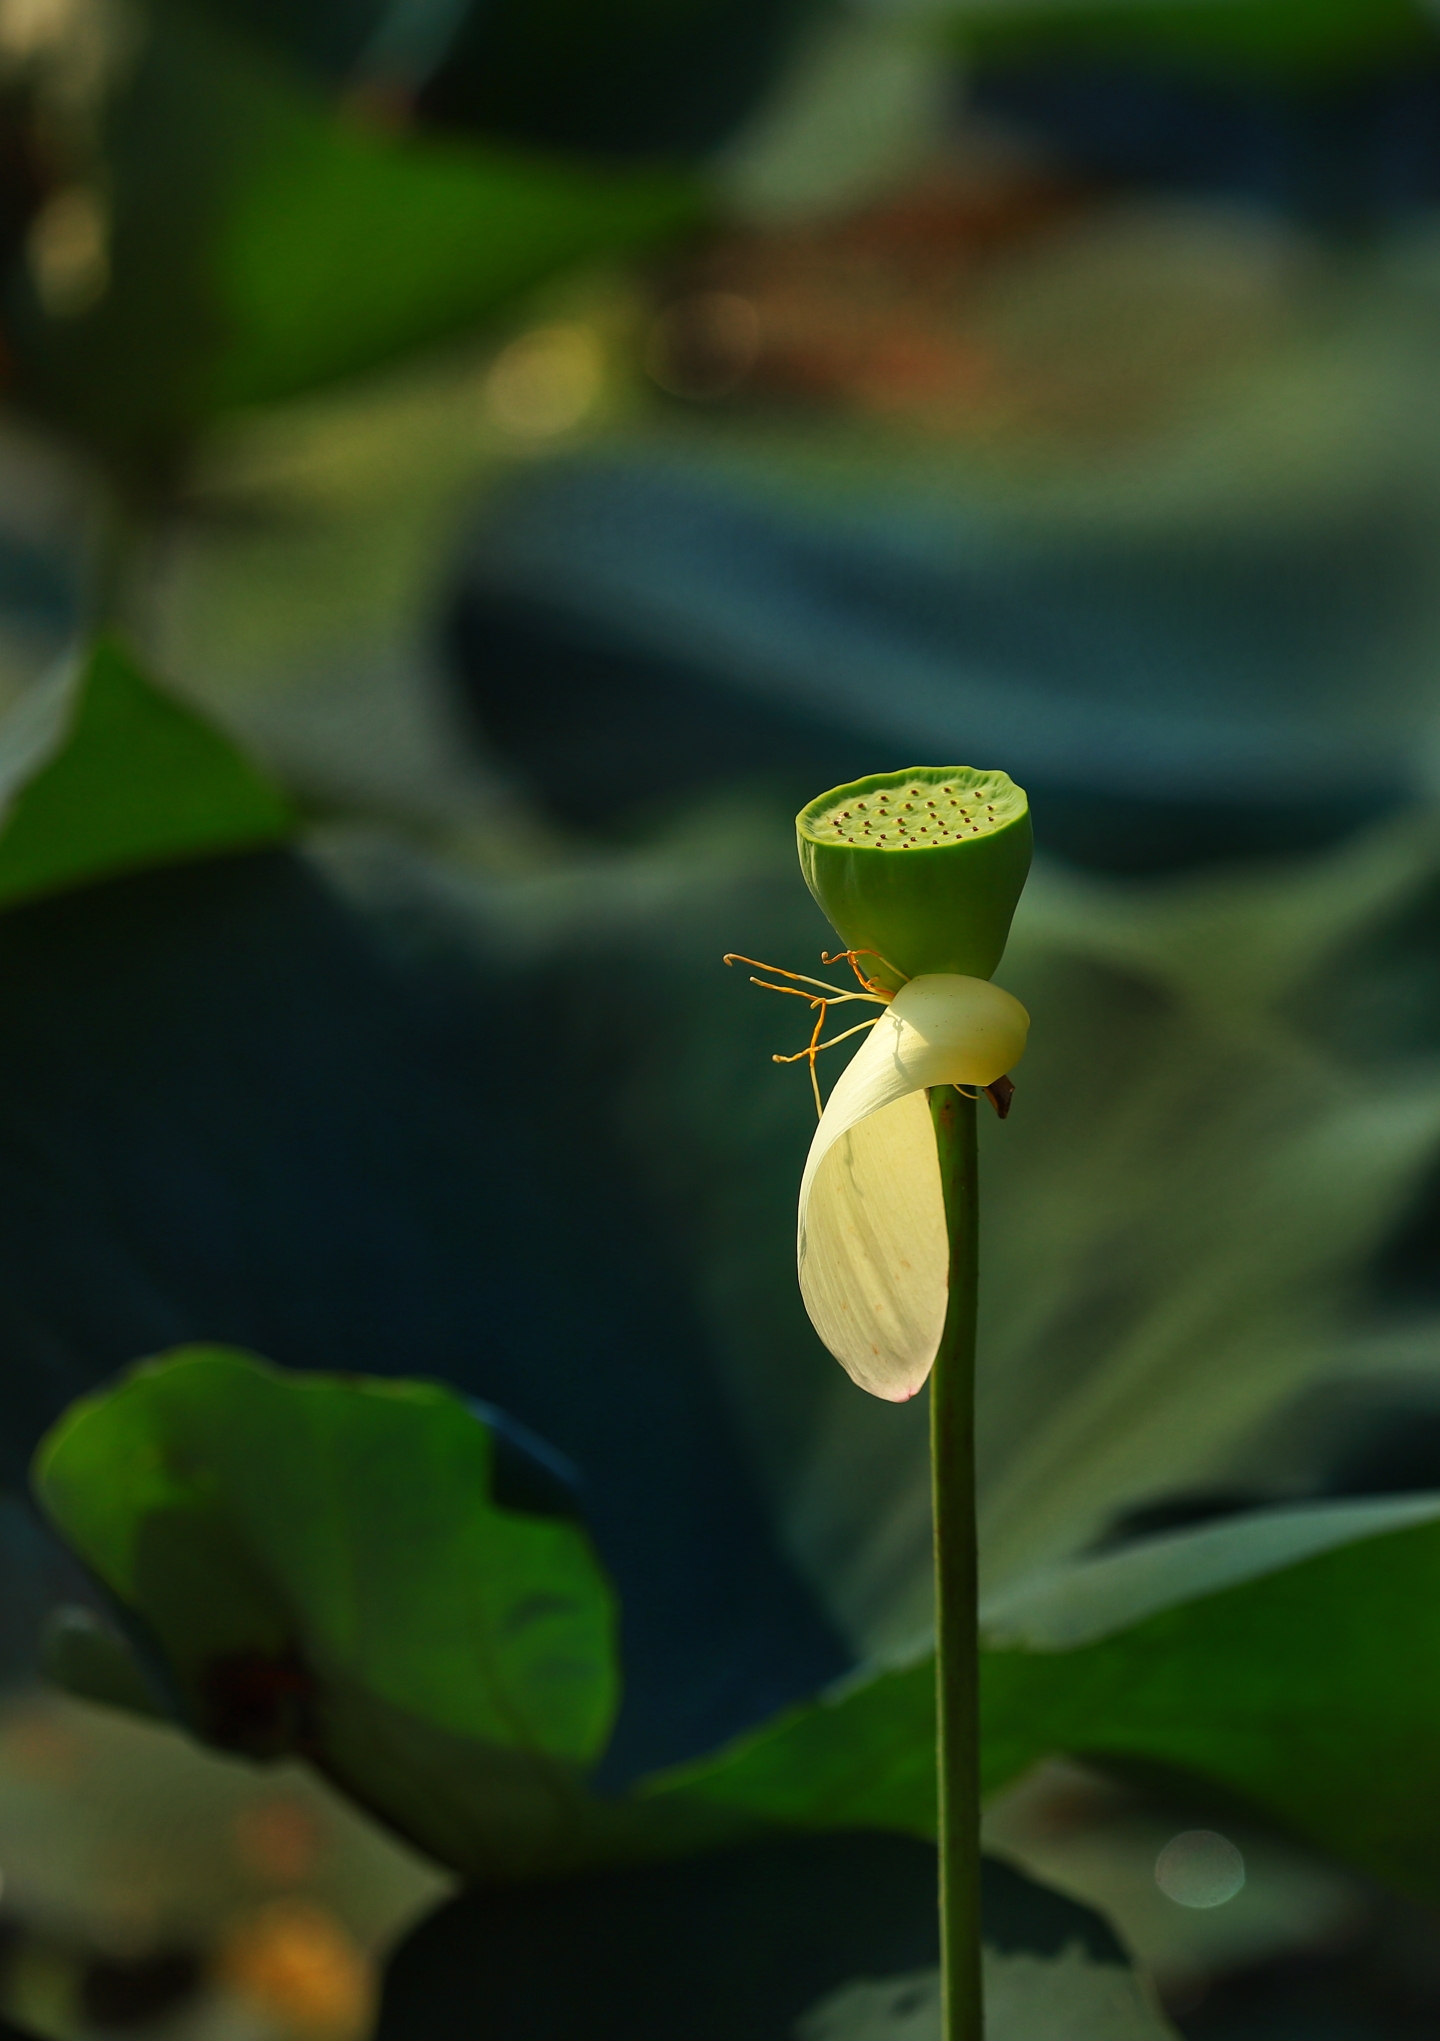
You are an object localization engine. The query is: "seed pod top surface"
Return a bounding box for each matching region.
[797,765,1032,989]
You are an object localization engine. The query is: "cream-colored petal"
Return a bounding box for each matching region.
[798,975,1029,1401]
[798,1089,947,1402]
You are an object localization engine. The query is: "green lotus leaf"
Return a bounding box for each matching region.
[210,80,700,414]
[32,1346,623,1878]
[647,1495,1440,1904]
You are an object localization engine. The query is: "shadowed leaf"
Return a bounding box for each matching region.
[648,1496,1440,1905]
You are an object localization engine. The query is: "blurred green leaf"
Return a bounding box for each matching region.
[32,1347,624,1877]
[11,3,700,465]
[0,634,291,911]
[981,1504,1440,1903]
[645,1651,936,1839]
[209,86,700,412]
[649,1496,1440,1904]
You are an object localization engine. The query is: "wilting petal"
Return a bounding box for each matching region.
[798,975,1029,1401]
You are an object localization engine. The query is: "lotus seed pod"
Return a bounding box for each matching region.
[797,766,1032,990]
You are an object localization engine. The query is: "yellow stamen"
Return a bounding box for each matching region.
[723,955,864,999]
[724,952,897,1117]
[746,979,877,1008]
[774,1017,882,1114]
[819,948,903,1000]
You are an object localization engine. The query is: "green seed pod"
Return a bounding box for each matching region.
[797,765,1032,989]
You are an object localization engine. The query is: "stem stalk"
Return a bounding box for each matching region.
[929,1083,982,2041]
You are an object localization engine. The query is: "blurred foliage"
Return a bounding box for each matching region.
[33,1347,623,1879]
[186,0,813,160]
[0,634,290,908]
[6,2,700,475]
[402,0,815,160]
[982,1511,1440,1905]
[373,1839,1171,2041]
[0,1685,449,1967]
[185,0,390,83]
[645,1647,937,1840]
[208,90,696,414]
[646,1500,1440,1907]
[39,1340,1440,1923]
[954,0,1438,77]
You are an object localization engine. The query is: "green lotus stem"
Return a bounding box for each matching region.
[929,1081,982,2041]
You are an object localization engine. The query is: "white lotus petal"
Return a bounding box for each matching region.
[798,975,1030,1401]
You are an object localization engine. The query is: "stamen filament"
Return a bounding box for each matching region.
[723,954,863,999]
[819,948,904,999]
[773,1016,880,1062]
[749,980,882,1008]
[723,952,890,1117]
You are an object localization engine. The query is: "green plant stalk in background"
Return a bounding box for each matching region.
[929,1082,982,2041]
